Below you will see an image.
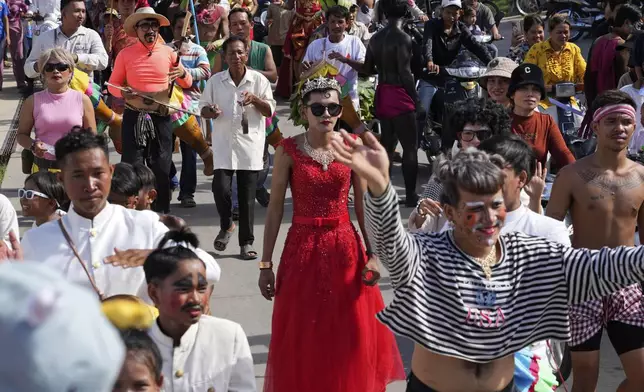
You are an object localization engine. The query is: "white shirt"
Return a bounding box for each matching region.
[21,203,220,300]
[619,84,644,154]
[30,0,60,18]
[149,315,256,392]
[200,68,276,171]
[0,193,19,249]
[303,35,366,112]
[25,25,108,80]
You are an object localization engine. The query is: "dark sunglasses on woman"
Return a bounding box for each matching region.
[307,103,342,117]
[43,63,70,73]
[459,128,493,142]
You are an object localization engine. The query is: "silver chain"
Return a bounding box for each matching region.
[303,133,335,171]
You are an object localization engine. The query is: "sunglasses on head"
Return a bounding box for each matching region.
[43,62,70,73]
[19,188,50,200]
[307,103,342,117]
[459,128,493,142]
[137,21,160,31]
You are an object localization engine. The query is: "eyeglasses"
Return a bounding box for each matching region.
[307,103,342,117]
[136,21,160,31]
[43,62,70,73]
[459,128,493,142]
[19,188,50,200]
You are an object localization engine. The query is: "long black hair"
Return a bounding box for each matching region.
[143,228,203,284]
[25,171,70,211]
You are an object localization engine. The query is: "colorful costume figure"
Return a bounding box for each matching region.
[274,0,324,98]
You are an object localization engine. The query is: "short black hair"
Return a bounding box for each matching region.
[55,128,109,166]
[143,228,203,284]
[25,171,70,211]
[326,5,350,21]
[548,14,570,31]
[523,14,543,33]
[349,4,358,13]
[479,134,536,182]
[172,11,193,27]
[590,89,636,114]
[228,7,253,22]
[120,329,163,381]
[380,0,410,19]
[222,35,248,53]
[452,98,511,136]
[60,0,83,11]
[132,163,156,190]
[111,163,142,197]
[613,3,641,27]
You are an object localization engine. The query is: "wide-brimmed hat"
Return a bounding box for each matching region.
[508,63,545,100]
[123,6,170,37]
[480,57,517,90]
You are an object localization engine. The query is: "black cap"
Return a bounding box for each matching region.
[507,63,545,100]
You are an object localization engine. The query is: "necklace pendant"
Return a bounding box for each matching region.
[322,164,328,171]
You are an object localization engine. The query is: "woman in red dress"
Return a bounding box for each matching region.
[259,76,405,391]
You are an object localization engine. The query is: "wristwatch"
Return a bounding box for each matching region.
[259,261,273,270]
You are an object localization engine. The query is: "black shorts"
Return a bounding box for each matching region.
[569,321,644,356]
[406,372,517,392]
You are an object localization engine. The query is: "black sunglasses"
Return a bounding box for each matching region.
[43,62,70,73]
[459,128,493,142]
[307,103,342,117]
[136,21,160,31]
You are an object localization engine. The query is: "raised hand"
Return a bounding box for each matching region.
[524,161,547,199]
[330,130,390,197]
[0,232,23,262]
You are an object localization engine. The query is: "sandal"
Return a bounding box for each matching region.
[240,244,258,260]
[214,224,235,251]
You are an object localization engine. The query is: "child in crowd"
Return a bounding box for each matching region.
[109,163,142,209]
[132,163,158,211]
[20,171,68,228]
[462,7,482,35]
[112,329,164,392]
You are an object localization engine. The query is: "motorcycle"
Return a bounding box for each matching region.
[252,2,269,43]
[428,0,503,26]
[543,0,605,42]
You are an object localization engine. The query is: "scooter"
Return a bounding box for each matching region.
[252,2,269,42]
[543,0,605,42]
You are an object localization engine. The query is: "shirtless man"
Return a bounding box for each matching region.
[547,90,644,392]
[196,0,229,66]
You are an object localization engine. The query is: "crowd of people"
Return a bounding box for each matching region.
[2,0,644,390]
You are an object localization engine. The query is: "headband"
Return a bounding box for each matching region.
[592,104,636,124]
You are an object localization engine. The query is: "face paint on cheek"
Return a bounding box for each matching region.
[465,213,478,230]
[168,293,185,312]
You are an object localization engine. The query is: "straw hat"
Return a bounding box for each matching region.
[123,6,170,37]
[479,57,517,90]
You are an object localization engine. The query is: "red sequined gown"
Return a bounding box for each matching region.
[263,137,405,392]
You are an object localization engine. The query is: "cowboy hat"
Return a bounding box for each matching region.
[123,6,170,37]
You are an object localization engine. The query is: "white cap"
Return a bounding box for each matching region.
[441,0,462,8]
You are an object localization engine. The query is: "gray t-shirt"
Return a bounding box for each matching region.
[476,3,495,31]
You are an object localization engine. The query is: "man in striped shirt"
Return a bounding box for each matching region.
[547,90,644,392]
[330,130,644,392]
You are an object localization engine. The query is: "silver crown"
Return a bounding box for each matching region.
[301,76,341,97]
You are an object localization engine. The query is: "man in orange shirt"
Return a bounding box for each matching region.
[108,7,194,214]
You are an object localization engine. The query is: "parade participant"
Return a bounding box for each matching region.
[19,130,217,300]
[24,0,108,81]
[419,0,492,126]
[168,11,211,208]
[133,162,157,211]
[509,64,575,168]
[20,171,68,228]
[193,0,229,66]
[266,0,291,67]
[361,0,418,206]
[201,36,275,259]
[585,4,640,108]
[113,329,164,392]
[274,0,324,98]
[0,0,8,91]
[480,57,516,108]
[18,49,96,173]
[348,4,370,44]
[6,0,28,90]
[524,15,586,120]
[508,14,544,65]
[332,130,644,392]
[109,162,142,209]
[259,76,405,392]
[546,90,644,392]
[145,228,256,391]
[108,6,193,214]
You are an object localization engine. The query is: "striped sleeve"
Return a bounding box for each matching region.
[564,245,644,304]
[421,175,443,201]
[365,184,421,288]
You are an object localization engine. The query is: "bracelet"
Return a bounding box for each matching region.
[259,261,273,270]
[416,198,426,217]
[366,249,374,257]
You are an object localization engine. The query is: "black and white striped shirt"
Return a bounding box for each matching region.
[365,185,644,362]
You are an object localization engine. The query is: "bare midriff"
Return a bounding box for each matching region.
[411,345,515,392]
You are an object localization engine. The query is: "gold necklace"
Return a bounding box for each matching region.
[474,244,498,280]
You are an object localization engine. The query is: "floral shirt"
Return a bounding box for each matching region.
[508,42,530,64]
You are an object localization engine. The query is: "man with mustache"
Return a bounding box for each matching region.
[108,7,195,214]
[547,90,644,392]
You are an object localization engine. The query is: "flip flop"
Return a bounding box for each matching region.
[240,244,258,260]
[214,226,235,251]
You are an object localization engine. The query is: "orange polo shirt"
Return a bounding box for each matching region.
[108,39,193,98]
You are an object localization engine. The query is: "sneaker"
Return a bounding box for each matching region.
[180,197,196,208]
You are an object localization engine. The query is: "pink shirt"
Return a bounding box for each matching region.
[33,89,84,160]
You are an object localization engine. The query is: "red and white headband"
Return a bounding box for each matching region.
[592,104,636,124]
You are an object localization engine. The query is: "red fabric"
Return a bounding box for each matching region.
[136,0,149,8]
[589,36,620,96]
[511,112,576,168]
[376,83,416,119]
[263,137,405,392]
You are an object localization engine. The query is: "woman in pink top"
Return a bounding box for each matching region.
[17,48,96,173]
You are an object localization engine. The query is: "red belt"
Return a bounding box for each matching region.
[292,214,350,227]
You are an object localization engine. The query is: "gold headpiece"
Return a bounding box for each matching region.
[301,76,341,98]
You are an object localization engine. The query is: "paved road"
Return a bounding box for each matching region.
[0,19,624,391]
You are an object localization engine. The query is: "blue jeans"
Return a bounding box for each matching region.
[417,79,438,131]
[178,141,197,200]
